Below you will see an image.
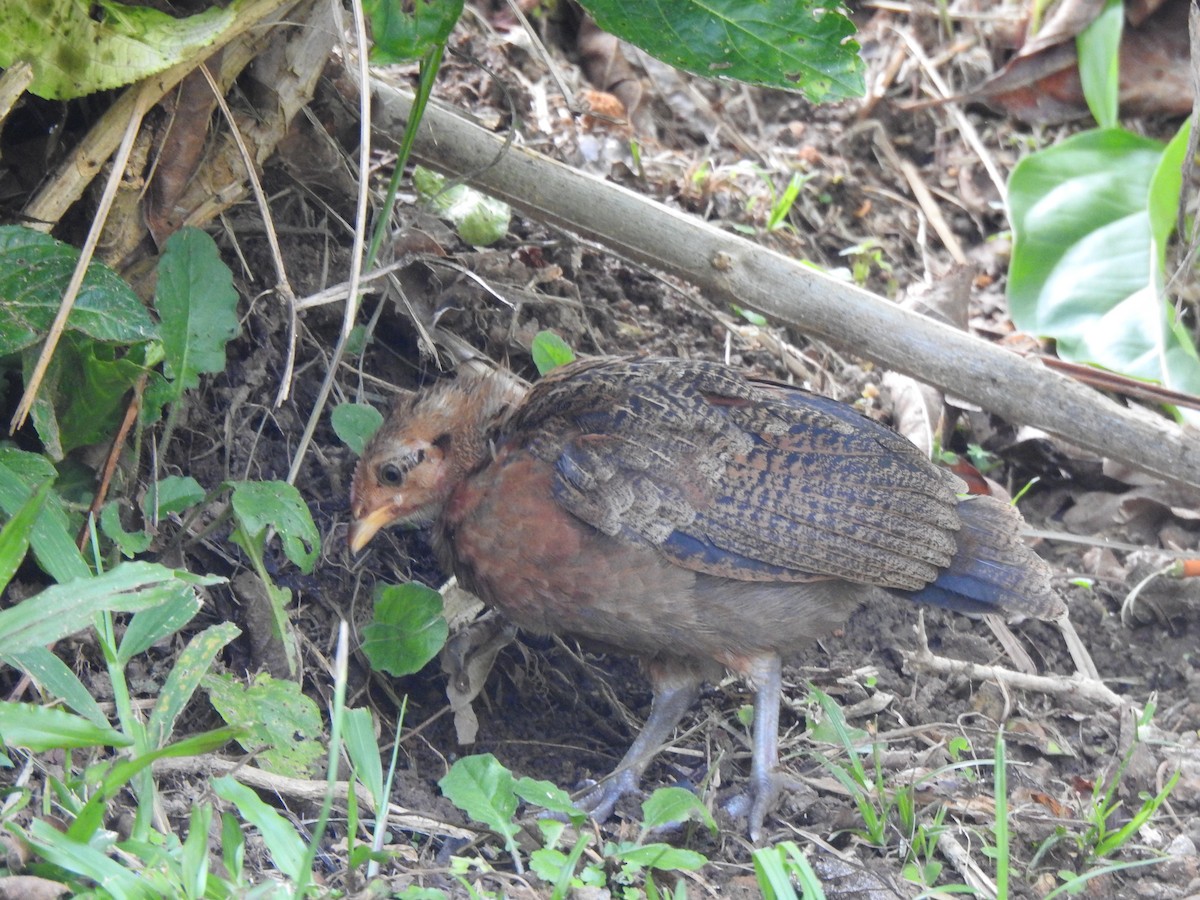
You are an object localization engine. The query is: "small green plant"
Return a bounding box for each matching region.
[806,688,981,893]
[438,753,713,895]
[752,840,827,900]
[765,172,811,232]
[1079,711,1180,865]
[838,239,895,291]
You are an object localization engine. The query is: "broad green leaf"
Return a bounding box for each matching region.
[614,842,708,871]
[0,700,130,750]
[514,776,585,825]
[21,336,150,458]
[0,561,220,656]
[1007,126,1200,413]
[438,753,520,850]
[182,804,213,898]
[0,226,158,355]
[0,478,51,594]
[0,449,86,582]
[229,480,319,574]
[641,786,716,833]
[26,333,160,457]
[580,0,864,101]
[0,0,238,100]
[117,585,202,663]
[100,499,152,558]
[2,646,107,726]
[147,621,240,748]
[753,841,824,899]
[342,707,385,808]
[155,227,240,400]
[530,331,576,375]
[212,776,308,881]
[23,819,155,900]
[364,0,464,63]
[331,403,384,456]
[413,166,511,247]
[1076,0,1122,129]
[144,474,206,518]
[203,672,324,778]
[361,582,448,677]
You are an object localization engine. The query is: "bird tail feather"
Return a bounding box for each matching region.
[899,495,1064,619]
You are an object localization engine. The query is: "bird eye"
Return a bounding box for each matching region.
[378,462,404,486]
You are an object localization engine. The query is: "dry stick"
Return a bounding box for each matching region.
[0,62,33,121]
[151,756,475,839]
[78,374,149,550]
[908,616,1128,711]
[197,62,299,405]
[283,0,373,486]
[364,78,1200,492]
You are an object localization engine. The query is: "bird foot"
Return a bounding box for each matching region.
[723,769,786,841]
[575,769,642,824]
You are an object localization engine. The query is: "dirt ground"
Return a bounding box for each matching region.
[5,1,1200,898]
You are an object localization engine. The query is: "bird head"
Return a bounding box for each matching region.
[348,370,519,553]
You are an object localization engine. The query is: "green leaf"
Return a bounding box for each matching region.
[212,775,308,881]
[641,786,717,834]
[364,0,464,63]
[182,804,213,897]
[203,672,325,778]
[1,646,107,726]
[146,621,240,749]
[144,474,206,518]
[361,582,449,677]
[530,331,576,375]
[1076,0,1123,129]
[0,225,158,355]
[0,0,239,100]
[413,165,511,246]
[22,819,155,900]
[0,478,51,594]
[0,561,220,656]
[514,776,585,825]
[438,753,520,850]
[580,0,864,101]
[613,842,708,871]
[732,304,768,327]
[27,333,157,456]
[229,480,319,574]
[331,403,384,456]
[0,700,131,750]
[155,227,240,400]
[64,725,242,843]
[100,499,152,558]
[117,585,202,663]
[1007,125,1200,413]
[0,449,87,582]
[343,707,385,808]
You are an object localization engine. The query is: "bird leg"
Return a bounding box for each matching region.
[578,663,703,824]
[745,653,783,840]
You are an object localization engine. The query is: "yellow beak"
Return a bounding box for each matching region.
[348,505,398,554]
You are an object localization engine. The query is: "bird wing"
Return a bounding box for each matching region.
[507,357,962,590]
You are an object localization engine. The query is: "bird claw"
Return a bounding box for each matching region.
[575,770,642,824]
[723,770,782,841]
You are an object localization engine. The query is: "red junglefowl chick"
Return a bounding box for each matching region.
[349,356,1065,839]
